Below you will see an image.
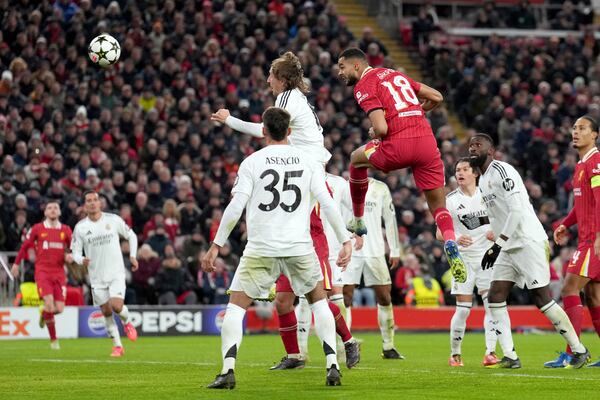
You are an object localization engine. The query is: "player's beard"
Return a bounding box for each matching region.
[344,74,358,86]
[469,153,487,168]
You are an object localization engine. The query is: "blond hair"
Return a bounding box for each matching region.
[162,199,181,222]
[270,52,309,94]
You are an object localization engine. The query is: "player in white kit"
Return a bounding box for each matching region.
[203,107,353,389]
[71,191,139,357]
[212,52,359,371]
[469,134,590,369]
[296,172,361,364]
[341,178,403,359]
[441,158,499,367]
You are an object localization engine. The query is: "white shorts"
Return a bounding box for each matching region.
[492,240,550,289]
[330,256,344,287]
[91,279,126,306]
[342,256,391,286]
[451,258,493,295]
[230,253,323,299]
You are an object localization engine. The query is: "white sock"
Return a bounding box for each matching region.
[105,315,122,347]
[346,306,352,329]
[540,300,586,353]
[117,305,130,324]
[450,301,471,356]
[310,299,338,369]
[296,296,312,357]
[483,297,497,355]
[488,302,517,359]
[377,303,395,351]
[221,303,246,374]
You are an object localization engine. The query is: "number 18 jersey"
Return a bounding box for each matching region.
[354,67,432,138]
[232,144,330,257]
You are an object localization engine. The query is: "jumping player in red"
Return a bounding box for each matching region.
[337,48,467,283]
[546,115,600,368]
[11,201,73,349]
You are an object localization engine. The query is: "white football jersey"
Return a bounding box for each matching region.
[478,160,547,250]
[353,178,400,258]
[323,173,352,256]
[71,213,137,286]
[446,187,492,261]
[276,88,331,164]
[232,144,335,257]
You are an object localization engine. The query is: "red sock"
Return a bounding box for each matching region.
[349,165,368,218]
[562,295,583,354]
[277,311,300,355]
[433,208,456,241]
[43,311,57,341]
[590,306,600,339]
[328,301,352,342]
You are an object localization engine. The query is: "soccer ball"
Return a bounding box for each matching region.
[88,34,121,68]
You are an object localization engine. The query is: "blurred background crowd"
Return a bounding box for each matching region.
[0,0,597,306]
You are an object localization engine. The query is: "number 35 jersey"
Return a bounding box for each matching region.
[232,144,331,257]
[354,67,432,139]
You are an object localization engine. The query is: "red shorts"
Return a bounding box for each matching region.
[365,134,444,190]
[276,213,333,292]
[567,245,600,282]
[35,273,67,302]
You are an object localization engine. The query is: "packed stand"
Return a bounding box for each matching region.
[0,0,477,307]
[411,0,599,302]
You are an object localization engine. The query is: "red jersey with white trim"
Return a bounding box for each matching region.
[572,147,600,244]
[14,221,72,275]
[354,68,432,138]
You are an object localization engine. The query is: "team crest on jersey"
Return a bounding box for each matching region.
[40,232,48,238]
[60,232,65,240]
[578,170,585,182]
[502,178,515,191]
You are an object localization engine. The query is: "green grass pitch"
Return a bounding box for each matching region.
[1,332,598,399]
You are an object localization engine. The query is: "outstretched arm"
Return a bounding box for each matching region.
[211,109,264,138]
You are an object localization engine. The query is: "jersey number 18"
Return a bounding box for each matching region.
[381,75,419,111]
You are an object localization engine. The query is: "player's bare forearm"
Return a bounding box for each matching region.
[417,83,443,109]
[368,109,388,138]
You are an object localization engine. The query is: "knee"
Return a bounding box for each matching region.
[486,289,504,304]
[44,303,55,313]
[532,291,552,309]
[376,292,391,306]
[350,150,359,165]
[274,295,293,315]
[54,304,64,314]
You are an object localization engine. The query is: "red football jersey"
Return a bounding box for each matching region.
[354,67,432,139]
[572,147,600,244]
[14,221,72,275]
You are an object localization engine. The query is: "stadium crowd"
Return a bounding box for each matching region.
[0,0,596,306]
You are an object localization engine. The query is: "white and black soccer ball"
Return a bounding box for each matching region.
[88,34,121,68]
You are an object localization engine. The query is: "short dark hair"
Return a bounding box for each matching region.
[580,115,599,132]
[472,133,495,147]
[454,156,480,176]
[82,190,98,202]
[45,200,60,208]
[262,107,291,141]
[339,48,367,61]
